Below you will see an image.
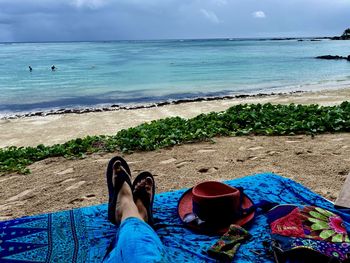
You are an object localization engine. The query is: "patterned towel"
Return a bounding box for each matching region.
[1,173,349,262]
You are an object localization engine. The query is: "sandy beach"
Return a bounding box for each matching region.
[0,88,349,220]
[2,3,350,262]
[1,88,350,148]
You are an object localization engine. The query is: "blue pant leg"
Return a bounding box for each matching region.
[104,217,166,263]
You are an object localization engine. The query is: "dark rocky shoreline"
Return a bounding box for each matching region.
[316,55,350,61]
[1,91,304,120]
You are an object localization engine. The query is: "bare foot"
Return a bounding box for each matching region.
[134,177,153,222]
[112,161,134,223]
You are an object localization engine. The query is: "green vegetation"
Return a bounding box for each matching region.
[1,102,350,175]
[342,28,350,38]
[332,28,350,40]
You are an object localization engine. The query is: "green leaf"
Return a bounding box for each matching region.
[319,230,335,240]
[309,211,328,221]
[311,221,329,231]
[314,207,335,217]
[331,233,344,243]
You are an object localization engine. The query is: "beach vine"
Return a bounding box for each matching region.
[1,102,350,175]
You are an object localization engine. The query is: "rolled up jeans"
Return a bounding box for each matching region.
[104,217,167,263]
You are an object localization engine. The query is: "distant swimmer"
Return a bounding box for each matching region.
[29,66,32,72]
[51,65,56,71]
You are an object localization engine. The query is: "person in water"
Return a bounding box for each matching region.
[29,66,32,72]
[51,65,56,71]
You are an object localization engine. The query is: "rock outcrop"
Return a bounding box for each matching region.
[316,55,350,61]
[330,28,350,40]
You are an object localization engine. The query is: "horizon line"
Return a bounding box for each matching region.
[0,35,335,44]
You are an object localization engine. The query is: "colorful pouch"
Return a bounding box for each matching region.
[207,224,251,261]
[266,205,350,263]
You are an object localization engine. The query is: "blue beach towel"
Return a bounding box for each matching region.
[1,173,349,262]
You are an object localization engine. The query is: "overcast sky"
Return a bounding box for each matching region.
[0,0,349,42]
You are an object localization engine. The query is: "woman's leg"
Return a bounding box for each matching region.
[104,170,165,263]
[105,217,165,263]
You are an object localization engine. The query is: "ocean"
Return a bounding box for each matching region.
[0,39,349,116]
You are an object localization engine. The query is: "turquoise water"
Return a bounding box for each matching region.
[0,39,350,115]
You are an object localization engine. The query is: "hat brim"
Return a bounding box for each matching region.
[177,186,255,235]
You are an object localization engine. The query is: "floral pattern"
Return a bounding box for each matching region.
[303,206,350,243]
[268,205,350,261]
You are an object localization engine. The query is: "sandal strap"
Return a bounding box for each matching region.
[133,187,151,209]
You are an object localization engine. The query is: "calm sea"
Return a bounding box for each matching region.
[0,39,349,116]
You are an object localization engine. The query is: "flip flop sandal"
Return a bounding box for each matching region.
[106,156,131,204]
[132,172,155,226]
[107,159,132,225]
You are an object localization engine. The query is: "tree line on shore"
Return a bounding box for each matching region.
[331,28,350,40]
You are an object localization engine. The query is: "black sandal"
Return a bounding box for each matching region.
[132,172,155,226]
[106,157,132,225]
[106,156,131,202]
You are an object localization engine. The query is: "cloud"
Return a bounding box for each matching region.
[200,9,221,24]
[0,0,349,41]
[252,11,266,18]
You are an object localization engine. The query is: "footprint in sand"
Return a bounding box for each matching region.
[65,181,86,191]
[285,140,301,143]
[266,150,280,156]
[198,167,218,173]
[176,160,193,168]
[61,178,76,184]
[0,176,20,183]
[6,190,33,202]
[197,149,217,153]
[69,194,96,204]
[95,159,111,164]
[56,168,74,175]
[248,146,264,151]
[159,158,177,165]
[69,198,85,204]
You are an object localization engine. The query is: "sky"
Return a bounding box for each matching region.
[0,0,349,42]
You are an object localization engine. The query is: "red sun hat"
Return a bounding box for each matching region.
[178,181,255,235]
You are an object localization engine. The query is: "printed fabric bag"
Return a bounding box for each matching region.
[266,205,350,263]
